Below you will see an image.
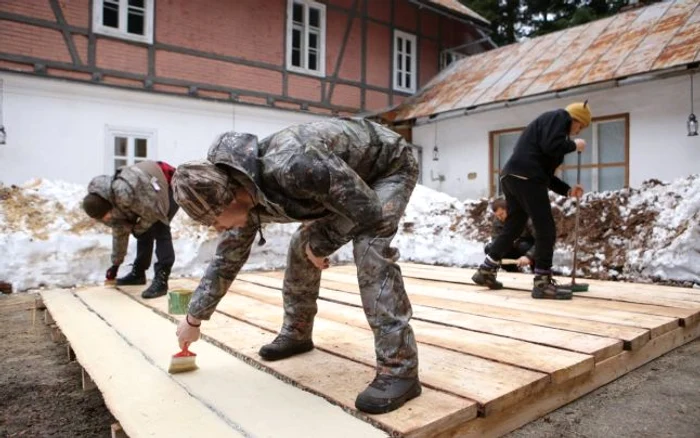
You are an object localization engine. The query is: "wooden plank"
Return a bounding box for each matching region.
[118,284,476,438]
[434,321,700,438]
[385,273,699,325]
[76,287,385,438]
[398,264,700,309]
[490,289,700,327]
[402,268,700,312]
[40,289,244,438]
[50,324,65,343]
[154,280,549,416]
[309,275,651,349]
[307,272,654,348]
[44,309,54,324]
[492,272,700,306]
[111,423,128,438]
[319,271,679,338]
[81,367,96,391]
[228,280,595,384]
[215,292,550,416]
[238,273,624,362]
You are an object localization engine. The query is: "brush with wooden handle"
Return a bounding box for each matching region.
[168,343,198,374]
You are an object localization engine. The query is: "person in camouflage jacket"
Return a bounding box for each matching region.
[82,160,178,298]
[172,118,421,415]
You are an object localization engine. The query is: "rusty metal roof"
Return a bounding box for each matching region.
[391,0,700,121]
[424,0,490,25]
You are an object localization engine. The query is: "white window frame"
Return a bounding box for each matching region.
[93,0,155,44]
[393,30,417,93]
[105,126,157,174]
[286,0,326,77]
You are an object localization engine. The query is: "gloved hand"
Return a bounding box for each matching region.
[105,265,120,280]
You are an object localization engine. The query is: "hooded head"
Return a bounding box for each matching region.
[83,175,114,220]
[206,132,263,203]
[83,193,112,219]
[171,159,239,226]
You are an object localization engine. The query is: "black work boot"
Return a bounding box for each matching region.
[258,334,314,361]
[472,262,503,290]
[355,375,422,414]
[532,274,573,300]
[141,268,169,299]
[116,266,146,286]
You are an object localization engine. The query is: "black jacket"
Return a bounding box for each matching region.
[501,109,577,196]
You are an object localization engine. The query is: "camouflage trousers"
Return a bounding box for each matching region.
[280,150,420,378]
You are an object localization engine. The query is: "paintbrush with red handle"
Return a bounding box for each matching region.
[168,343,198,374]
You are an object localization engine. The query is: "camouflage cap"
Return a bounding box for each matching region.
[172,160,237,226]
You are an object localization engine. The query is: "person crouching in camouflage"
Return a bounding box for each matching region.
[82,160,179,298]
[172,118,421,414]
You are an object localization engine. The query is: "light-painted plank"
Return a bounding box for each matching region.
[238,273,624,362]
[119,284,476,438]
[40,289,244,438]
[229,280,594,384]
[75,287,384,438]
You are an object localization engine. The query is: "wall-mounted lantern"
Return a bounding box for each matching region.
[689,74,698,137]
[0,78,5,145]
[432,121,440,161]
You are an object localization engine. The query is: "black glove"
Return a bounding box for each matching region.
[105,265,120,280]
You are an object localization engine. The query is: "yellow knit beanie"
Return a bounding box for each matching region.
[565,101,592,128]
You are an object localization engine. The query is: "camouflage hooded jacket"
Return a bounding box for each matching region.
[87,161,171,265]
[190,118,414,319]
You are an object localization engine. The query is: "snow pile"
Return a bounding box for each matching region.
[1,174,699,291]
[553,176,700,283]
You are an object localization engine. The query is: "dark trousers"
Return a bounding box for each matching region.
[484,240,534,259]
[133,188,179,273]
[487,175,556,271]
[485,240,534,272]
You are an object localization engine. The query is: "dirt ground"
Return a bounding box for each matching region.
[507,338,700,438]
[1,293,698,438]
[0,293,114,438]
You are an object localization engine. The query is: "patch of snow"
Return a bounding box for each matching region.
[1,174,699,291]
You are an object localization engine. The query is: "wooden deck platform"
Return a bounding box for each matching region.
[41,263,700,437]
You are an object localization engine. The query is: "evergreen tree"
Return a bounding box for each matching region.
[463,0,662,45]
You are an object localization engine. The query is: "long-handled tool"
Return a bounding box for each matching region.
[570,151,589,292]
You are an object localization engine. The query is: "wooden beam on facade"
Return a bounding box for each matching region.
[49,0,82,65]
[327,0,361,104]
